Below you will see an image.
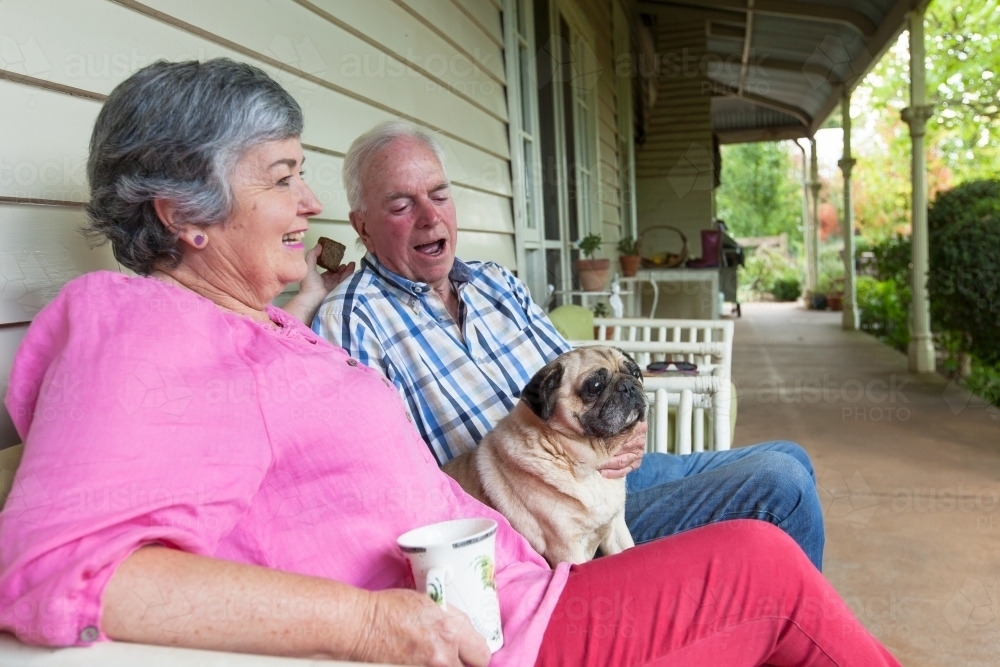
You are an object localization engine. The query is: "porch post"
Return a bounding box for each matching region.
[796,140,815,294]
[902,6,935,373]
[838,92,859,330]
[809,138,821,294]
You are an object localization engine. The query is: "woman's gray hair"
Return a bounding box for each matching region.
[342,120,448,213]
[85,58,304,274]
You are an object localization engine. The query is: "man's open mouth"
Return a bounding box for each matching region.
[414,239,446,256]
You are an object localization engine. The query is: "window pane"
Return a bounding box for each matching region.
[525,247,545,304]
[569,246,580,294]
[576,97,590,167]
[519,45,533,134]
[517,0,530,37]
[534,0,561,242]
[545,247,564,297]
[561,17,578,243]
[523,136,537,229]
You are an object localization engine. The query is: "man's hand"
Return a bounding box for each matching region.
[600,420,647,479]
[282,244,356,325]
[355,588,491,667]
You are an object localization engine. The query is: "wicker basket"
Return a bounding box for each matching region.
[638,225,689,269]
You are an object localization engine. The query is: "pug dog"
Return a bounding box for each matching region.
[443,347,646,566]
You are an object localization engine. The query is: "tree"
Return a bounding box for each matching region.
[851,0,1000,241]
[715,142,803,239]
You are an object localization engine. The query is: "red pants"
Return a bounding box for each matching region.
[535,521,900,667]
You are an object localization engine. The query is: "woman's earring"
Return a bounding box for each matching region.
[193,233,207,248]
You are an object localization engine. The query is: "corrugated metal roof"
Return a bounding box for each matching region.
[711,97,803,130]
[637,0,923,143]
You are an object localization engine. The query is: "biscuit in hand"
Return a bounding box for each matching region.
[316,237,346,271]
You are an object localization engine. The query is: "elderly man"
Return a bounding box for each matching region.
[313,121,825,570]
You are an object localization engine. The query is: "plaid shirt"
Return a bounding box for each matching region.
[313,254,570,465]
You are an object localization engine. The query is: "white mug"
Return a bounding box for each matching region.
[397,518,504,653]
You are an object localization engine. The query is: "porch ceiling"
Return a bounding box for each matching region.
[637,0,932,143]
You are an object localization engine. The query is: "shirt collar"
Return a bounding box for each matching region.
[363,252,475,296]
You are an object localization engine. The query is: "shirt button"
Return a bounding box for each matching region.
[79,626,99,642]
[346,358,358,367]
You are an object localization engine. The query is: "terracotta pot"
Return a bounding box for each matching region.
[827,293,843,311]
[577,258,610,291]
[593,326,614,340]
[619,254,641,277]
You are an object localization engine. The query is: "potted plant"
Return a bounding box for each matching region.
[811,274,838,310]
[617,235,641,277]
[576,233,610,291]
[592,302,613,339]
[807,291,828,310]
[826,277,845,311]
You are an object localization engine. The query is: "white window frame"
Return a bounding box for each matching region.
[503,0,547,302]
[554,0,600,242]
[504,0,602,301]
[613,1,638,241]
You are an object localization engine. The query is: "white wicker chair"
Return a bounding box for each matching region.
[569,318,735,454]
[592,318,734,377]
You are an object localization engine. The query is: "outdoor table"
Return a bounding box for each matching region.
[623,268,721,319]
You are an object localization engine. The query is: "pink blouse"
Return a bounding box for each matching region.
[0,271,568,665]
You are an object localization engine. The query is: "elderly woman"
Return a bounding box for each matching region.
[0,59,901,667]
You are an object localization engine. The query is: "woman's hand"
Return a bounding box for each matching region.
[105,548,489,665]
[282,243,356,325]
[354,589,492,667]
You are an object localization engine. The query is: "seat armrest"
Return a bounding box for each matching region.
[0,633,402,666]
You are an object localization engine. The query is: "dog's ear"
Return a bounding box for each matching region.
[521,361,565,421]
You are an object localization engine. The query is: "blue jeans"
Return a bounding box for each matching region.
[624,441,825,570]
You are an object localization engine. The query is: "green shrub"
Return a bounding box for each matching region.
[772,277,801,301]
[816,244,846,295]
[965,360,1000,408]
[927,180,1000,365]
[857,276,910,352]
[737,245,801,301]
[870,234,911,285]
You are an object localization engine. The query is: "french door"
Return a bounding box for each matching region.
[505,0,600,306]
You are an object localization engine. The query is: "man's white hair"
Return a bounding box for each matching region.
[342,120,449,213]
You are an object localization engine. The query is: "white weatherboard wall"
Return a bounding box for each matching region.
[634,18,715,318]
[0,0,513,448]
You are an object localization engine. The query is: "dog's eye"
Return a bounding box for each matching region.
[583,379,604,397]
[629,367,642,379]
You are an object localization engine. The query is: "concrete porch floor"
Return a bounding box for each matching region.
[732,302,1000,666]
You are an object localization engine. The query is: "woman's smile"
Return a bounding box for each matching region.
[282,230,307,249]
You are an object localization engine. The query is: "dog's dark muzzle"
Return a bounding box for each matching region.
[580,377,647,438]
[615,377,647,421]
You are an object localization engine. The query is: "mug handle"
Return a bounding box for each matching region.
[425,565,450,610]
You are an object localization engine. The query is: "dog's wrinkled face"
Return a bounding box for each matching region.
[521,347,647,439]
